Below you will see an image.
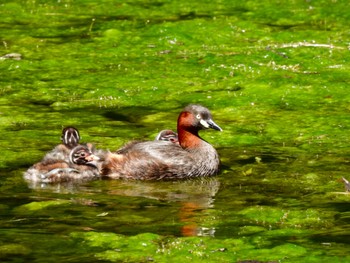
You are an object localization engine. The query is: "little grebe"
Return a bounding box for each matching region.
[61,126,80,148]
[39,126,81,163]
[101,104,222,180]
[155,129,179,144]
[24,144,100,183]
[24,127,100,183]
[115,129,179,154]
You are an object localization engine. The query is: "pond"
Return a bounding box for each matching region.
[1,0,350,262]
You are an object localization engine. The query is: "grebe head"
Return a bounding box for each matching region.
[61,127,80,148]
[155,130,179,144]
[178,104,222,133]
[69,145,100,167]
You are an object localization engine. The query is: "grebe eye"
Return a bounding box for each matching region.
[196,114,201,119]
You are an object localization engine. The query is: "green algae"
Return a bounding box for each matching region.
[0,243,31,257]
[70,231,313,262]
[1,0,350,262]
[15,200,71,212]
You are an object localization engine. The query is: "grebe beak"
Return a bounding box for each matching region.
[200,119,223,131]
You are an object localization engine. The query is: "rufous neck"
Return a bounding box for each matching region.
[178,129,202,149]
[177,111,202,149]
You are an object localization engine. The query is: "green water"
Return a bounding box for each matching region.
[1,0,350,262]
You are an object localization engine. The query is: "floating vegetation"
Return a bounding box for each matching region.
[1,0,350,262]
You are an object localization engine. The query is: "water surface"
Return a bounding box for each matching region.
[1,0,350,262]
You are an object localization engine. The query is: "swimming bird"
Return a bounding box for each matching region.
[61,126,80,148]
[39,126,81,163]
[24,144,100,183]
[101,104,222,180]
[24,127,101,183]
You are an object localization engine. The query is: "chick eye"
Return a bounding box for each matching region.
[196,114,201,119]
[78,151,86,157]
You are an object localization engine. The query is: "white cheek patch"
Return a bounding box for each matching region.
[73,130,79,141]
[200,119,210,128]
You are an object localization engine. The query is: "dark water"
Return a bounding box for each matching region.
[1,0,350,262]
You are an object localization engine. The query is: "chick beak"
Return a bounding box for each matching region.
[86,154,100,163]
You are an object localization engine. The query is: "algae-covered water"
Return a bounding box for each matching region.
[1,0,350,262]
